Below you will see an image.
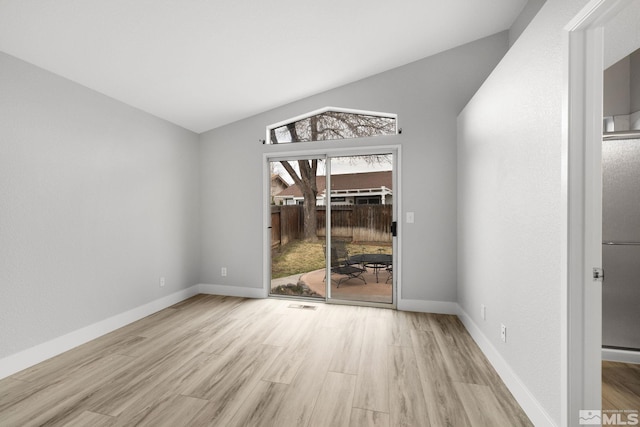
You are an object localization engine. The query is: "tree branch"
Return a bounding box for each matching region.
[280,161,303,188]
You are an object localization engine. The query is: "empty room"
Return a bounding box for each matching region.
[1,0,639,426]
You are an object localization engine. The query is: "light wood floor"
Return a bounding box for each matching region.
[0,295,533,426]
[603,360,640,411]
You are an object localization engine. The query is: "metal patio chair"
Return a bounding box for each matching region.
[326,246,367,287]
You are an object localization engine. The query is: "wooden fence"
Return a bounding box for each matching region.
[270,205,303,248]
[271,204,392,249]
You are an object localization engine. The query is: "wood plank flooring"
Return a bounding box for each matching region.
[603,360,640,411]
[0,295,533,426]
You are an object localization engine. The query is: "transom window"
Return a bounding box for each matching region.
[267,107,397,144]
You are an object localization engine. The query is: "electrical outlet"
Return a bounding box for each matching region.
[481,304,486,320]
[160,276,165,287]
[221,267,227,277]
[501,324,507,343]
[406,212,415,223]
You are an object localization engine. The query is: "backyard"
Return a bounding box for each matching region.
[271,240,392,279]
[271,240,393,303]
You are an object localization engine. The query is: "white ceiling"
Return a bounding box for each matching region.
[0,0,527,133]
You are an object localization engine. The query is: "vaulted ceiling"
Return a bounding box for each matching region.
[0,0,527,133]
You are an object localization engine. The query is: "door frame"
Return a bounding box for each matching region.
[263,143,401,308]
[563,0,634,424]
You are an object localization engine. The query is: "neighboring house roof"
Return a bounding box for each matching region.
[275,171,391,198]
[271,174,290,189]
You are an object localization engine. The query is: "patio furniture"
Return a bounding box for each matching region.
[349,253,392,283]
[331,240,359,266]
[327,246,367,287]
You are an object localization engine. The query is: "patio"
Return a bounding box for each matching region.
[271,266,393,304]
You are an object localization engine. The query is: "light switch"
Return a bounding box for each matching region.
[406,212,415,223]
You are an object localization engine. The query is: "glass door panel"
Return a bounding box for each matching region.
[327,154,394,304]
[269,157,326,299]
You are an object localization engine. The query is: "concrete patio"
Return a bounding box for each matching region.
[271,266,392,304]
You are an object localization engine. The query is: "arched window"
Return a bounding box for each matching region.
[266,107,397,144]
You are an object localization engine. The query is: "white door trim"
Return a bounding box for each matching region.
[562,0,634,424]
[263,143,402,307]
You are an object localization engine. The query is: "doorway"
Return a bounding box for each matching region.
[266,149,398,307]
[601,28,640,417]
[565,0,638,422]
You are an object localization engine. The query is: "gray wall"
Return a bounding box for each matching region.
[604,50,640,117]
[509,0,546,47]
[457,0,593,424]
[604,0,640,70]
[632,50,640,114]
[200,32,509,302]
[0,52,201,359]
[604,55,631,117]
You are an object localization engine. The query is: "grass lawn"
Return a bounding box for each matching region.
[271,240,391,279]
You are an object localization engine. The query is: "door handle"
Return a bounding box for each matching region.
[391,221,397,237]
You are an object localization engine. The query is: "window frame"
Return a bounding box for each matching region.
[265,106,398,144]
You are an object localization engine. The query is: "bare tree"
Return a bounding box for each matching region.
[271,111,395,241]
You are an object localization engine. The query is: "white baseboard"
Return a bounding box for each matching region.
[198,283,267,299]
[602,347,640,364]
[397,298,460,315]
[457,308,556,427]
[0,285,199,380]
[0,284,266,380]
[398,299,556,425]
[0,284,564,427]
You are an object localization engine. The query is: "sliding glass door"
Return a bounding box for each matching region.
[269,156,326,300]
[267,150,396,307]
[326,154,394,305]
